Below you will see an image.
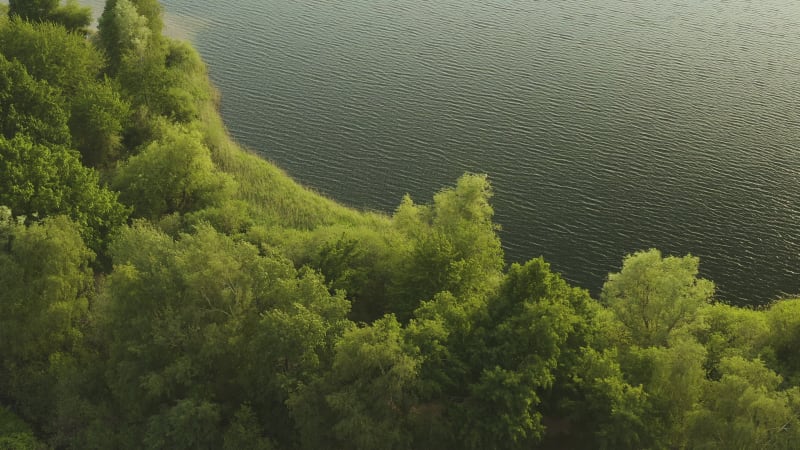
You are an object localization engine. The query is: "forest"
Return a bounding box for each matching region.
[2,1,800,448]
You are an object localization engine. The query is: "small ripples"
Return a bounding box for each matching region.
[158,0,800,305]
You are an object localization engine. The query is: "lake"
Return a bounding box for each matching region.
[85,0,800,305]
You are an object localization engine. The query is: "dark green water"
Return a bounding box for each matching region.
[91,0,800,304]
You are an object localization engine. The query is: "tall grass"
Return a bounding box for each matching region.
[197,92,390,231]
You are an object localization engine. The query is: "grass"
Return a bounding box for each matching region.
[198,95,391,232]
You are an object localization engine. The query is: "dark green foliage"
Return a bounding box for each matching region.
[2,1,800,448]
[97,0,164,74]
[8,0,58,22]
[48,0,92,34]
[0,19,131,166]
[691,303,770,379]
[116,39,210,123]
[68,78,131,168]
[0,405,47,450]
[296,225,402,323]
[100,0,163,38]
[0,211,93,428]
[686,357,800,449]
[7,0,90,33]
[97,0,146,73]
[0,135,127,252]
[89,224,350,448]
[290,315,421,450]
[0,19,104,97]
[454,259,595,449]
[223,405,276,450]
[762,299,800,385]
[0,54,70,146]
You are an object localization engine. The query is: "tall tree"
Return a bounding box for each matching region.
[7,0,58,22]
[48,0,92,34]
[686,356,800,449]
[7,0,90,33]
[601,249,714,347]
[0,210,93,427]
[0,134,128,252]
[391,174,504,319]
[92,223,350,448]
[0,54,70,146]
[763,299,800,385]
[97,0,163,74]
[113,125,235,219]
[0,19,129,165]
[290,315,420,450]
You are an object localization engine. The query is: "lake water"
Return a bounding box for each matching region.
[84,0,800,305]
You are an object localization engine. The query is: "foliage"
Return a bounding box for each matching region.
[89,223,351,448]
[0,19,131,166]
[48,0,93,34]
[1,1,799,448]
[290,316,420,450]
[686,357,800,449]
[0,53,70,146]
[113,124,235,219]
[691,303,770,379]
[7,0,90,33]
[8,0,58,23]
[762,299,800,385]
[97,0,160,73]
[601,249,715,347]
[391,174,504,319]
[0,210,93,427]
[0,135,128,252]
[0,18,104,97]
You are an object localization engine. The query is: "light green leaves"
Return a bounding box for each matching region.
[602,249,714,346]
[113,125,235,219]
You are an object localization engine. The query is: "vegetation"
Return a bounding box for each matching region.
[1,1,800,448]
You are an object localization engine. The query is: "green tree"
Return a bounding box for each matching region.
[290,315,420,450]
[299,224,405,323]
[0,18,104,98]
[97,0,164,74]
[222,405,275,450]
[49,0,92,34]
[451,259,594,449]
[622,337,707,448]
[113,125,235,219]
[601,249,714,347]
[559,347,649,450]
[762,299,800,385]
[0,19,130,165]
[691,303,770,380]
[0,134,127,252]
[0,210,93,427]
[92,223,350,448]
[391,174,504,319]
[0,405,46,449]
[8,0,58,22]
[400,258,604,450]
[686,357,800,449]
[0,54,70,146]
[7,0,90,33]
[68,78,131,168]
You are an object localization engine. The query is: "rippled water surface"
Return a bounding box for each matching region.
[87,0,800,304]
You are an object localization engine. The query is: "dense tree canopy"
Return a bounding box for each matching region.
[0,134,127,251]
[2,1,800,449]
[601,249,714,347]
[113,124,235,219]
